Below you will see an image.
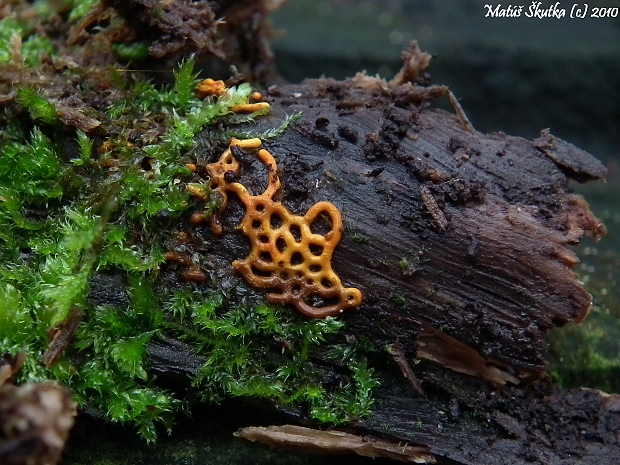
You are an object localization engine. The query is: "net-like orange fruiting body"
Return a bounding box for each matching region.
[205,138,362,318]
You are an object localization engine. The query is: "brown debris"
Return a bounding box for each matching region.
[417,326,520,386]
[54,101,101,132]
[390,41,433,86]
[387,341,425,396]
[348,72,449,107]
[419,186,448,231]
[448,91,475,132]
[561,194,607,243]
[0,353,26,387]
[0,92,16,107]
[66,2,110,46]
[532,128,608,182]
[100,0,282,84]
[1,356,76,465]
[235,424,436,463]
[0,381,76,465]
[8,32,22,65]
[392,84,449,106]
[597,389,620,412]
[103,0,223,59]
[43,308,84,368]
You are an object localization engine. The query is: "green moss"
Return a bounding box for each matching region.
[99,225,165,272]
[226,112,302,140]
[46,274,174,442]
[16,88,59,125]
[0,15,56,67]
[0,283,35,346]
[170,55,201,108]
[72,130,93,166]
[393,294,411,309]
[0,55,378,441]
[113,41,151,62]
[351,232,369,244]
[67,0,101,22]
[164,292,377,424]
[21,34,56,66]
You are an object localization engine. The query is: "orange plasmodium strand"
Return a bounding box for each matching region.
[204,138,249,234]
[230,102,270,113]
[196,79,271,113]
[196,78,228,99]
[205,138,362,318]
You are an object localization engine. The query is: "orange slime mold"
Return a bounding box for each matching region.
[205,138,362,318]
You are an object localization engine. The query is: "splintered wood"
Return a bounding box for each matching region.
[419,186,448,231]
[235,424,436,463]
[448,90,475,132]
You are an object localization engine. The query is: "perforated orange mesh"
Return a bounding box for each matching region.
[205,138,362,318]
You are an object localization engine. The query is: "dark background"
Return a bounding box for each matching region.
[270,0,620,165]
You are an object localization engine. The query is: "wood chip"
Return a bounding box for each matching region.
[55,103,101,132]
[448,90,475,132]
[419,186,448,231]
[387,341,425,396]
[236,424,436,463]
[43,309,83,368]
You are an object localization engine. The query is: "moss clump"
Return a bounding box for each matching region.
[66,0,100,22]
[350,232,369,245]
[16,87,59,124]
[393,294,411,309]
[548,313,620,393]
[0,40,378,441]
[113,41,151,62]
[51,275,176,442]
[167,291,377,424]
[548,201,620,393]
[0,15,57,67]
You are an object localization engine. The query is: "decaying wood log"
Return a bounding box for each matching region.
[140,54,618,463]
[172,70,605,378]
